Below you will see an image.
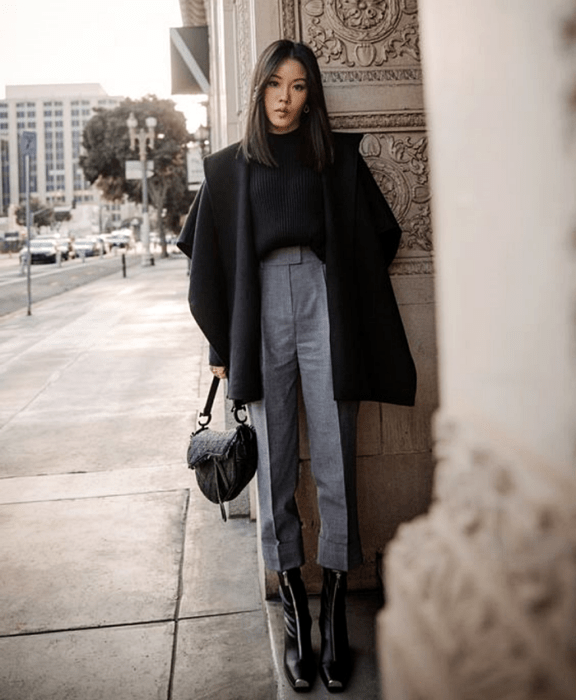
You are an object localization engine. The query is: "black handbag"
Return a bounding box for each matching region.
[187,376,257,521]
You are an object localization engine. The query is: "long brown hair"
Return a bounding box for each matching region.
[241,40,334,172]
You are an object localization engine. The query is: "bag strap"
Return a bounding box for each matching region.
[197,376,248,428]
[197,376,220,428]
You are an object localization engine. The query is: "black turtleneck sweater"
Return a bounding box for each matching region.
[249,128,325,261]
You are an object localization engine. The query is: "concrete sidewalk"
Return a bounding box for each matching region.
[0,255,382,699]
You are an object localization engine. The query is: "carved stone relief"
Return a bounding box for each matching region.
[234,0,253,123]
[563,2,576,117]
[279,1,431,262]
[282,0,421,76]
[356,129,432,253]
[382,414,576,700]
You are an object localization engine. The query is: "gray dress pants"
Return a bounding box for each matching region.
[248,246,362,573]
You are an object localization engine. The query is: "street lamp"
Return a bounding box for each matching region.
[126,112,157,266]
[194,124,210,159]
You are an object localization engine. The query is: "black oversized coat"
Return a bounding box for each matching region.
[177,132,417,406]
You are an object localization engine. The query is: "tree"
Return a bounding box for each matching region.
[80,95,193,258]
[15,198,54,228]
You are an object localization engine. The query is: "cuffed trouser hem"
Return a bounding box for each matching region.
[317,535,363,572]
[261,538,305,573]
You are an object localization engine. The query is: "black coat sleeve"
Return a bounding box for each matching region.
[176,181,231,368]
[356,155,402,268]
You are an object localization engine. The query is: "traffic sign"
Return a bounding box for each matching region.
[21,131,37,157]
[125,160,154,179]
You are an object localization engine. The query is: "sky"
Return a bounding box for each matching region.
[1,0,206,131]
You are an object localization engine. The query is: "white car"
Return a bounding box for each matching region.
[19,239,58,264]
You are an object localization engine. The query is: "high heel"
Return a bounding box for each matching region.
[277,568,315,692]
[319,567,351,692]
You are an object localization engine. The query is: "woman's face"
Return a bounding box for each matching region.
[263,58,308,134]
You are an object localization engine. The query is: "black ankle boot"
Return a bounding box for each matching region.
[319,568,351,693]
[277,568,315,692]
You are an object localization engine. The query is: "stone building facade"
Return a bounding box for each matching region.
[0,84,121,214]
[177,1,576,698]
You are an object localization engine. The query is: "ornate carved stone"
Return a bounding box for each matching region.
[349,130,433,252]
[282,0,421,75]
[389,257,433,276]
[322,67,423,83]
[235,0,252,122]
[330,110,425,130]
[282,0,298,40]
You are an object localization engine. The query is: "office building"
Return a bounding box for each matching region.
[0,84,121,216]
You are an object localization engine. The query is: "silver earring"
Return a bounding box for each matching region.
[303,104,310,114]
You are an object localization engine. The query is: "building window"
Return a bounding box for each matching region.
[55,121,63,128]
[27,122,35,129]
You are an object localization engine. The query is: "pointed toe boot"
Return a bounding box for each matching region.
[319,568,351,693]
[278,568,315,692]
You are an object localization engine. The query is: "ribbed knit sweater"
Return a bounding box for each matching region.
[249,128,325,260]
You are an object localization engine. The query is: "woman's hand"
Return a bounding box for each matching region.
[210,365,227,379]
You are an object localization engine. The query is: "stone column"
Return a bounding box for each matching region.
[208,0,439,597]
[380,1,576,698]
[281,0,439,594]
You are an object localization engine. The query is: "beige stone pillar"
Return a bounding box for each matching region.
[280,0,438,595]
[380,1,576,698]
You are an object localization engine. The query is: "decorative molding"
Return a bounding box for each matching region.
[235,0,252,121]
[389,258,434,276]
[357,131,432,252]
[382,413,576,699]
[322,67,422,83]
[330,110,425,131]
[562,3,576,117]
[280,0,421,70]
[281,0,298,39]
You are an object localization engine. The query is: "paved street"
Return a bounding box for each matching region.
[0,255,276,700]
[0,253,382,699]
[0,250,141,318]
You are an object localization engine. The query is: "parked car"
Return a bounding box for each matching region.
[73,237,102,257]
[19,238,58,264]
[107,229,133,250]
[54,236,74,260]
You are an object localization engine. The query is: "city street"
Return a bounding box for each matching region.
[0,255,277,699]
[0,250,141,317]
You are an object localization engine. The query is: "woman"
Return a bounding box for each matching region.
[177,39,416,693]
